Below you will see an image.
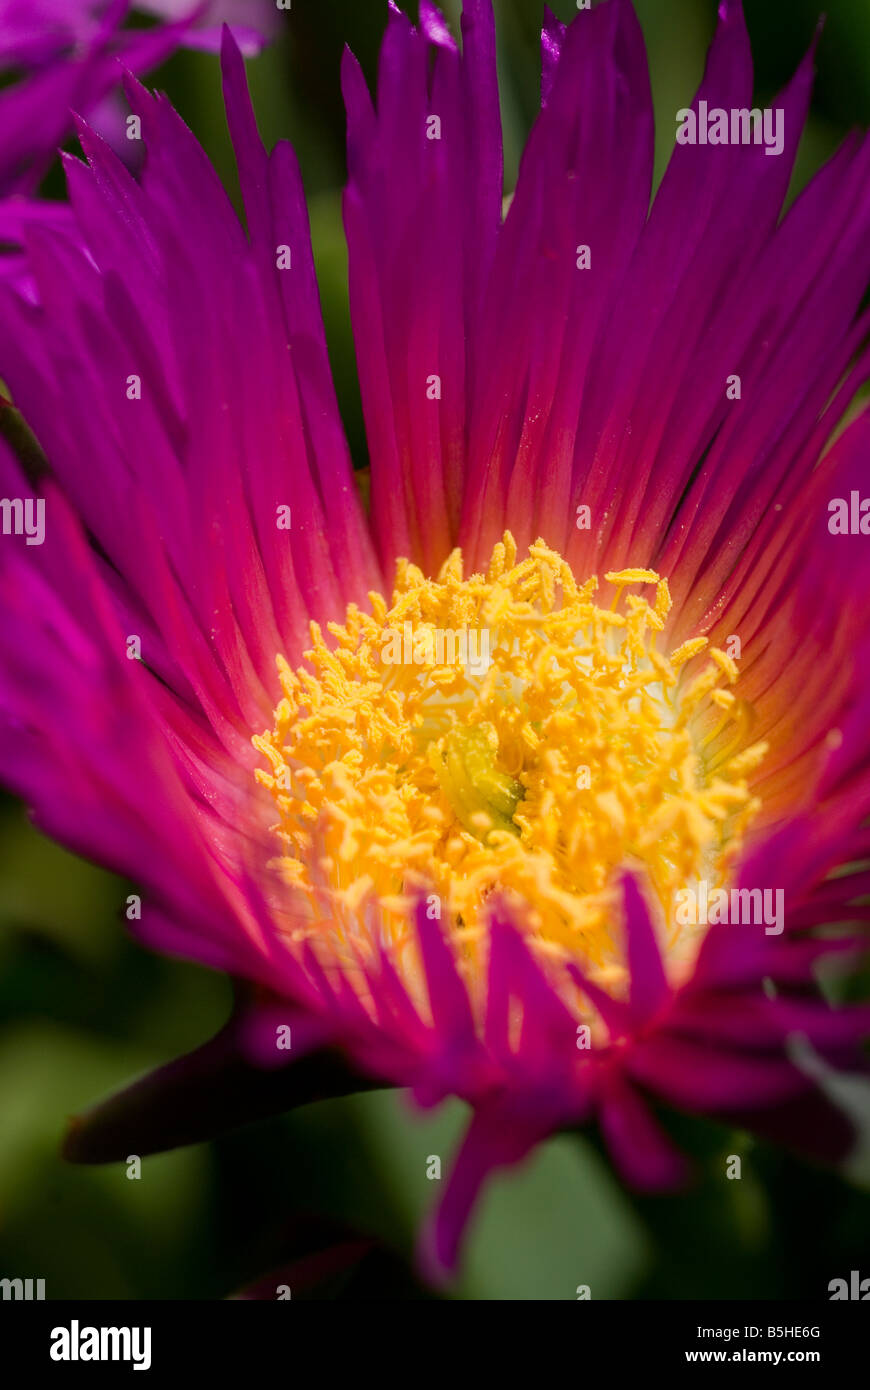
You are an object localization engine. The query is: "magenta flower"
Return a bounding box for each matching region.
[1,0,869,1282]
[0,0,279,195]
[0,1,279,312]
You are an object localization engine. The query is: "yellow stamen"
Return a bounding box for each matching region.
[253,535,764,993]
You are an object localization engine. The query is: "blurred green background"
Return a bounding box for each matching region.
[2,0,870,1299]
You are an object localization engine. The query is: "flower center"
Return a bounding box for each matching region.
[253,535,766,992]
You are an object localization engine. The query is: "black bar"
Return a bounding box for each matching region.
[1,1299,867,1373]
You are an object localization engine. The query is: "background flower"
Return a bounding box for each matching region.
[0,0,280,295]
[0,0,280,195]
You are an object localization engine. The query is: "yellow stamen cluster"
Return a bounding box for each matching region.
[253,535,766,989]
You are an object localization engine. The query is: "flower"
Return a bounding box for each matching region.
[0,0,280,298]
[0,0,279,197]
[1,0,869,1283]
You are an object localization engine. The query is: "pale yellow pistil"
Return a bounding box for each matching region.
[253,535,766,989]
